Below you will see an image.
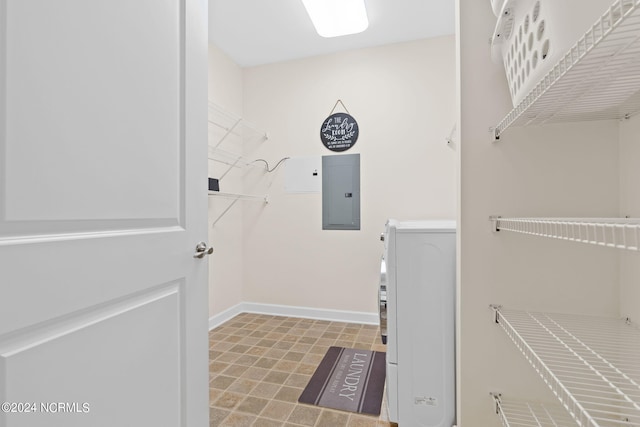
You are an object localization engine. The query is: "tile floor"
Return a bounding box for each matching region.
[209,312,397,427]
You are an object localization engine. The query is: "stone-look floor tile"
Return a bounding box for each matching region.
[265,332,285,340]
[263,370,289,385]
[239,337,261,346]
[222,364,250,377]
[316,409,350,427]
[217,352,242,364]
[260,400,295,422]
[274,386,303,403]
[219,412,256,427]
[211,375,237,390]
[273,359,298,372]
[227,378,258,395]
[246,346,269,357]
[256,339,278,348]
[298,336,317,345]
[210,407,230,426]
[235,396,269,416]
[235,354,260,366]
[294,363,317,376]
[241,367,269,381]
[291,343,312,353]
[251,417,283,427]
[254,357,278,369]
[322,331,339,339]
[210,361,230,374]
[229,344,253,354]
[249,382,281,399]
[287,405,321,426]
[209,387,223,405]
[282,351,305,362]
[273,341,295,350]
[264,348,287,359]
[213,391,245,410]
[348,414,381,427]
[284,373,311,388]
[309,345,328,355]
[301,353,323,365]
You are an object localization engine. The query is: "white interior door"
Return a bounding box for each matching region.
[0,0,209,426]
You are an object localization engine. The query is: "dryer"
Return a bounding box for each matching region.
[378,219,456,426]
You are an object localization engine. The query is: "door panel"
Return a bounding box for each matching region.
[0,0,209,425]
[2,0,181,227]
[1,284,182,427]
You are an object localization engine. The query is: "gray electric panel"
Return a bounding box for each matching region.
[322,154,360,230]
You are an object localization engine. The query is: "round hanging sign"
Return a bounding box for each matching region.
[320,112,359,152]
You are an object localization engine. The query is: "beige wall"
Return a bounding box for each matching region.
[458,1,622,425]
[207,44,245,317]
[240,37,457,314]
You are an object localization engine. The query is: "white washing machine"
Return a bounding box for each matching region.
[379,219,456,426]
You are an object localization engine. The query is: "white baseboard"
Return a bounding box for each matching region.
[209,302,378,330]
[208,304,246,330]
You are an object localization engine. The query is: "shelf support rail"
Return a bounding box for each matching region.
[490,217,640,251]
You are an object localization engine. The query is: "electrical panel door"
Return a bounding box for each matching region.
[322,154,360,230]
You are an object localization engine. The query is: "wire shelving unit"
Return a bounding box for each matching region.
[491,217,640,252]
[491,394,580,427]
[494,0,640,140]
[207,102,270,226]
[491,306,640,427]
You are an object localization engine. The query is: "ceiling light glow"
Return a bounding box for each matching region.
[301,0,369,38]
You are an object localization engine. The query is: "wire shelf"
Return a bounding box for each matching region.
[492,394,580,427]
[495,0,640,139]
[493,307,640,427]
[491,217,640,251]
[208,102,268,147]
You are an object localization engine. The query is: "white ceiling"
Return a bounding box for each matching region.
[208,0,456,68]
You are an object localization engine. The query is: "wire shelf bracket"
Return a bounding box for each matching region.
[492,307,640,427]
[494,0,640,140]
